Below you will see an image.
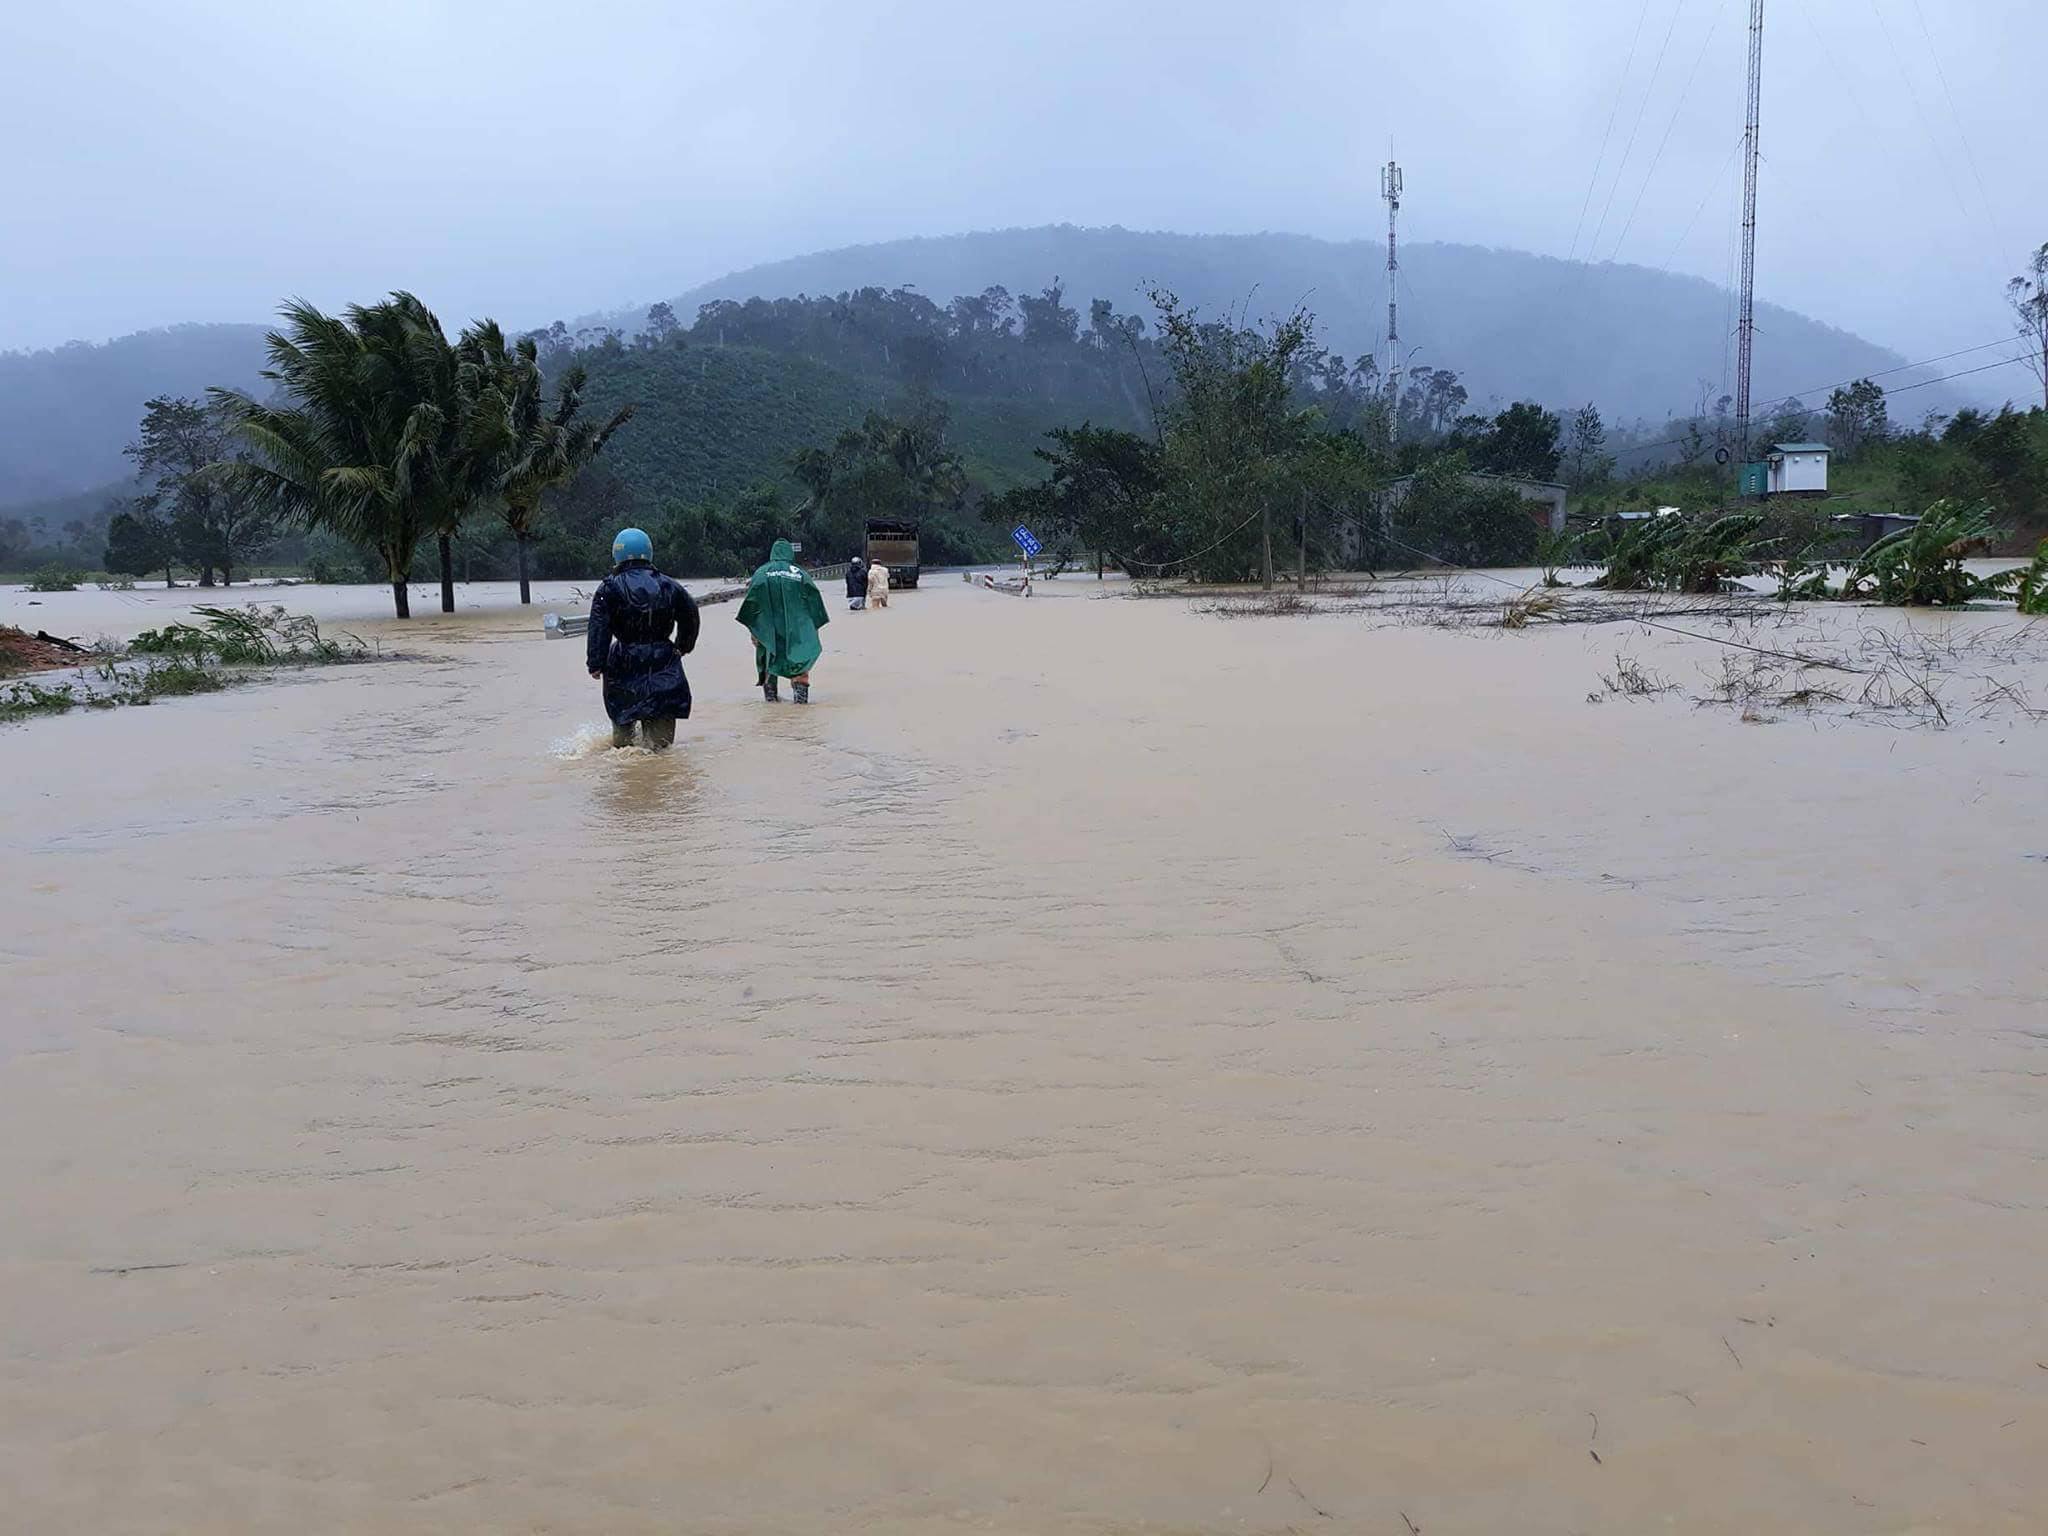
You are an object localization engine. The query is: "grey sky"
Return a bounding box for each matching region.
[5,0,2042,393]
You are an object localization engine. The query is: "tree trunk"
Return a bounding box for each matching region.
[1297,487,1307,586]
[391,578,410,619]
[1261,501,1273,591]
[198,567,215,588]
[517,533,532,605]
[438,534,455,613]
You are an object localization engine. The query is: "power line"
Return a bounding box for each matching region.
[1605,7,1725,266]
[1659,133,1744,273]
[1865,0,1983,248]
[1588,0,1691,264]
[1374,531,1870,672]
[1907,0,2010,259]
[1784,0,1981,282]
[1564,0,1655,268]
[1612,347,2033,462]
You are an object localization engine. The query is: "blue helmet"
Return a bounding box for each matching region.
[611,527,652,565]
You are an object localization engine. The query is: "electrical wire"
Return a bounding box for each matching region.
[1865,0,1983,245]
[1564,0,1655,269]
[1586,0,1690,264]
[1604,6,1723,266]
[1375,527,1872,671]
[1787,0,1979,279]
[1659,133,1744,274]
[1907,0,2010,258]
[1611,348,2033,462]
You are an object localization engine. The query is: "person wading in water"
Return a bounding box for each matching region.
[736,538,829,703]
[586,527,700,748]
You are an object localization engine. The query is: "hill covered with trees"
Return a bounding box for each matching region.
[5,224,1949,517]
[647,226,1933,425]
[0,324,271,503]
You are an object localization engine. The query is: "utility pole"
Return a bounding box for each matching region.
[1382,160,1403,417]
[1735,0,1764,461]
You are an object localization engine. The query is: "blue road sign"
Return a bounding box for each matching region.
[1011,525,1042,557]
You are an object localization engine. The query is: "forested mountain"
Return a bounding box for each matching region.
[649,226,1929,427]
[0,324,271,503]
[3,225,1937,517]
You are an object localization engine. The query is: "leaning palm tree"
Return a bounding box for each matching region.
[211,293,464,618]
[428,320,519,612]
[460,327,634,603]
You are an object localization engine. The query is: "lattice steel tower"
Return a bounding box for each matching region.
[1382,159,1403,408]
[1735,0,1765,459]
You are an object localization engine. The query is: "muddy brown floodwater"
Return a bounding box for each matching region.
[2,576,2045,1533]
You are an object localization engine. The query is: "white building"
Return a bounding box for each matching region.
[1766,441,1831,496]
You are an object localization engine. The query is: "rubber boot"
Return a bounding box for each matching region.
[792,681,810,705]
[762,675,779,702]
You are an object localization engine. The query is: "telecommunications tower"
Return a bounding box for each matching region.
[1382,159,1403,408]
[1735,0,1764,459]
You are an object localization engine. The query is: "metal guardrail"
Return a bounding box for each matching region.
[543,580,756,640]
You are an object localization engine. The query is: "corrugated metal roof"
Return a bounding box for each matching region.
[1769,441,1832,452]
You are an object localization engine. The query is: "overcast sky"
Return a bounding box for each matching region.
[4,0,2042,391]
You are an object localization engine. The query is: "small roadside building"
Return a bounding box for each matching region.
[1764,441,1831,496]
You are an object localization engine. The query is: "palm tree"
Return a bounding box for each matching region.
[462,327,635,603]
[211,293,464,618]
[430,321,519,613]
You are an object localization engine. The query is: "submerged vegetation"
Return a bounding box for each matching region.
[130,604,373,664]
[0,656,233,723]
[1,605,378,727]
[1841,501,2006,606]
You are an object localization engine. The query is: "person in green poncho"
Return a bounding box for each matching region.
[735,539,830,704]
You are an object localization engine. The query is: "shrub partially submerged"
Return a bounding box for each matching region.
[1,658,235,723]
[1994,536,2048,616]
[130,604,372,664]
[1590,511,1767,594]
[1841,501,2004,607]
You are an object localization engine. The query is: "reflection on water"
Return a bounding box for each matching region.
[2,585,2045,1534]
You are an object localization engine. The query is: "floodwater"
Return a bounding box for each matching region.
[3,575,2045,1533]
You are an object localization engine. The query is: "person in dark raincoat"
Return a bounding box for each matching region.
[736,538,829,704]
[586,527,700,748]
[845,554,867,611]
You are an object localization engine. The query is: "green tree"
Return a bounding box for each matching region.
[462,328,635,603]
[1018,278,1080,346]
[1825,378,1890,459]
[1478,401,1563,481]
[103,499,177,586]
[1760,395,1813,446]
[791,401,969,561]
[213,294,470,618]
[1149,287,1315,585]
[2009,242,2048,412]
[1563,403,1613,487]
[644,301,681,345]
[1396,451,1540,567]
[990,423,1168,569]
[124,394,278,584]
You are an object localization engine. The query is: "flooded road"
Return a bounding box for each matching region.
[3,577,2045,1532]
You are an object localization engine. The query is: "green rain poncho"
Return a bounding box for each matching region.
[735,539,830,679]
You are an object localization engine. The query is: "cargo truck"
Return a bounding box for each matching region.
[863,519,920,587]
